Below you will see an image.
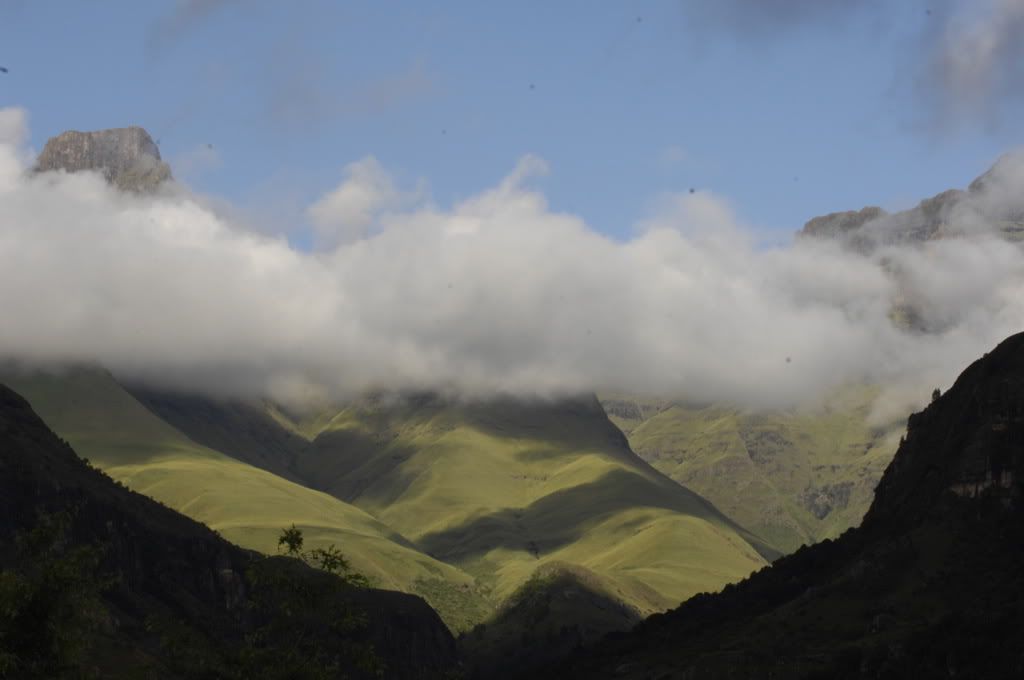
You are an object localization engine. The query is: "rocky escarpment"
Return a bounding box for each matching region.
[801,206,887,240]
[865,334,1022,524]
[560,333,1024,679]
[798,152,1024,248]
[35,126,172,192]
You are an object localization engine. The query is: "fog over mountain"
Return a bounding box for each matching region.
[1,107,1022,415]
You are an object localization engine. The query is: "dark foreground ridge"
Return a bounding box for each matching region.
[34,126,172,192]
[0,384,457,679]
[559,333,1024,679]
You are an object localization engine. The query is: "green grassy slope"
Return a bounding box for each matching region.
[0,368,483,629]
[126,384,310,484]
[280,393,773,617]
[0,383,459,680]
[600,387,904,554]
[2,367,776,637]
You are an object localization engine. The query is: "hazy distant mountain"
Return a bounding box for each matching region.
[798,152,1024,247]
[0,382,457,679]
[35,126,172,192]
[565,333,1024,679]
[601,154,1024,557]
[601,388,903,554]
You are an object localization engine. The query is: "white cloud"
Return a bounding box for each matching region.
[306,156,418,248]
[0,108,31,182]
[1,108,1023,413]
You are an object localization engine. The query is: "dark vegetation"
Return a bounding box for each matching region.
[559,333,1024,679]
[0,384,458,679]
[458,562,641,679]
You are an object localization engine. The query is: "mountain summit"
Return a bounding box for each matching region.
[799,152,1024,247]
[35,126,172,192]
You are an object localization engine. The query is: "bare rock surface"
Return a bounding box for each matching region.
[35,126,172,192]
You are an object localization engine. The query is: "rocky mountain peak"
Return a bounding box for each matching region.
[798,152,1024,247]
[35,126,172,192]
[800,206,887,240]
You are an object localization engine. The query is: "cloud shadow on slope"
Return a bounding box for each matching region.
[415,467,755,564]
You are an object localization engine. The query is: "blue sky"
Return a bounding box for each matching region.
[2,0,1022,242]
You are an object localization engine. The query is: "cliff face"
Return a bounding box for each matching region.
[866,334,1023,524]
[798,153,1024,248]
[801,206,887,240]
[560,334,1024,679]
[35,126,172,192]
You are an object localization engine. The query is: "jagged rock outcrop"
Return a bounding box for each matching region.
[560,333,1024,679]
[35,126,172,192]
[798,152,1024,248]
[801,206,887,240]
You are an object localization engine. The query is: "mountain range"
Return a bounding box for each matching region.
[563,332,1024,678]
[4,126,1023,677]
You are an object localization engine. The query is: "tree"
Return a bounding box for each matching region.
[239,527,380,678]
[277,524,304,557]
[0,510,109,679]
[276,526,368,587]
[932,388,942,403]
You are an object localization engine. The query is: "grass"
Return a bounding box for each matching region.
[0,368,481,628]
[2,369,777,635]
[279,394,772,617]
[599,386,905,554]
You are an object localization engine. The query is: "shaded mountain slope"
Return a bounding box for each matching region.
[0,383,457,679]
[562,333,1024,679]
[602,387,902,553]
[459,561,643,679]
[0,367,481,628]
[125,384,309,485]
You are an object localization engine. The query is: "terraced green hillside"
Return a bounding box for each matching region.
[600,387,904,554]
[0,367,484,629]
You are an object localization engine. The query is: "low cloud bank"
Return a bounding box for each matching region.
[1,108,1022,414]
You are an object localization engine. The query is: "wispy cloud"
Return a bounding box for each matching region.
[268,58,436,128]
[919,0,1024,127]
[147,0,241,56]
[171,142,223,183]
[680,0,1024,130]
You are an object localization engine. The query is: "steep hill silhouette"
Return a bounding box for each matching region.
[562,333,1024,679]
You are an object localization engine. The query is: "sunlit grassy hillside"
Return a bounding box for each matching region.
[279,394,774,614]
[600,387,904,553]
[2,367,778,639]
[0,368,485,629]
